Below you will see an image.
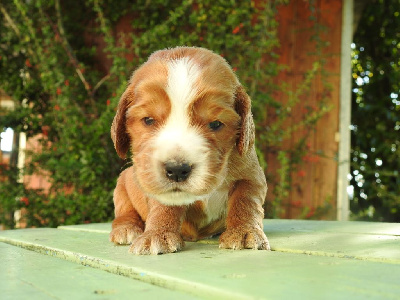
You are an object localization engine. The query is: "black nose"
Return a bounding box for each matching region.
[164,161,192,182]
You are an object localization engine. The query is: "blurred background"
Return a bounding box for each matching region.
[0,0,398,229]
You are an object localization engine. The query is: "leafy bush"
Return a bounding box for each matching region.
[1,0,329,227]
[350,0,400,222]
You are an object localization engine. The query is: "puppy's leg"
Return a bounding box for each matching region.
[219,180,270,250]
[109,178,144,245]
[129,199,185,255]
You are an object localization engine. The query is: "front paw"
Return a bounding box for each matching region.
[109,224,143,245]
[129,230,185,255]
[219,226,270,250]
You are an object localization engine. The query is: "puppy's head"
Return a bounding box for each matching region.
[111,47,254,205]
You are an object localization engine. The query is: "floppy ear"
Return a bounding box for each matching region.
[234,85,255,156]
[111,89,132,159]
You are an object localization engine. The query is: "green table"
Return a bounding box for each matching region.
[1,220,399,299]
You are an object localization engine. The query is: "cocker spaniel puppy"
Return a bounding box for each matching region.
[110,46,269,254]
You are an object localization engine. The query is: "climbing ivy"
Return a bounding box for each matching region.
[0,0,330,227]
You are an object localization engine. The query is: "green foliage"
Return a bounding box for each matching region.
[0,164,23,228]
[0,0,329,227]
[350,0,400,222]
[0,0,126,227]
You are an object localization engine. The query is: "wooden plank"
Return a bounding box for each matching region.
[58,222,111,233]
[0,242,195,300]
[312,0,342,219]
[59,219,400,238]
[58,220,400,263]
[272,0,343,219]
[264,219,400,236]
[267,0,296,218]
[287,0,319,218]
[1,221,400,299]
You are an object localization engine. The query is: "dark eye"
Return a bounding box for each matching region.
[208,120,224,131]
[142,117,155,126]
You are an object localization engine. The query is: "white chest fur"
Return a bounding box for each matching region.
[199,186,229,227]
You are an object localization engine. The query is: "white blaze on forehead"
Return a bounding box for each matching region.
[153,57,209,191]
[166,57,200,106]
[155,57,204,158]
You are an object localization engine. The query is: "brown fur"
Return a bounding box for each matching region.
[110,47,269,254]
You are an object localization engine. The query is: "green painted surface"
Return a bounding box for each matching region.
[58,222,111,233]
[263,220,400,263]
[263,219,400,235]
[1,220,400,300]
[58,219,400,236]
[0,242,196,300]
[59,220,400,263]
